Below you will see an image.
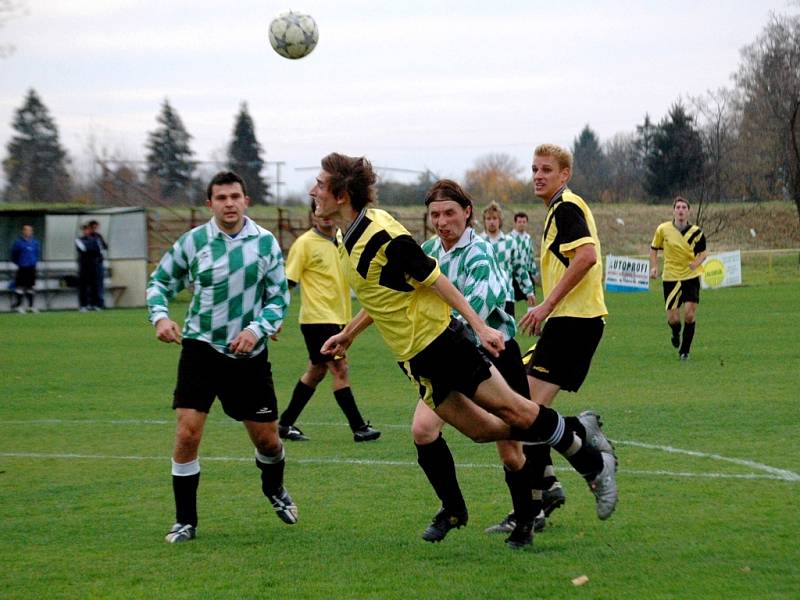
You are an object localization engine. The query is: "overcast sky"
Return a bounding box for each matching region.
[0,0,794,199]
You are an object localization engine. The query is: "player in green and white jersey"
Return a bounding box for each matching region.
[147,171,297,543]
[510,211,540,299]
[418,179,541,549]
[480,202,535,317]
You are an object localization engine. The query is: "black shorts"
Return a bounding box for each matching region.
[173,339,279,422]
[15,266,36,289]
[663,277,700,310]
[398,318,492,409]
[301,323,344,364]
[481,338,529,399]
[525,316,604,392]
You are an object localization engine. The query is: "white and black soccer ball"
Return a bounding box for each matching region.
[268,11,319,60]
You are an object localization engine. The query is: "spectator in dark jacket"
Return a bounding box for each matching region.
[75,223,102,311]
[88,220,108,309]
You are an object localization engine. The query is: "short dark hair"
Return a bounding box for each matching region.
[673,196,690,209]
[424,179,474,226]
[207,171,247,200]
[513,212,528,221]
[320,153,377,212]
[88,219,99,227]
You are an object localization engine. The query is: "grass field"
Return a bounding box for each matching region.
[1,281,799,599]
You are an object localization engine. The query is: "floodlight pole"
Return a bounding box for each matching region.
[266,161,285,204]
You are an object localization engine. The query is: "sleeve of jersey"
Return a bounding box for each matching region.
[146,236,190,325]
[555,202,594,255]
[10,241,20,265]
[284,238,304,284]
[385,234,440,286]
[247,239,290,340]
[694,232,707,255]
[651,225,663,250]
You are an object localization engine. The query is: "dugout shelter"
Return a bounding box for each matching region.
[0,207,147,311]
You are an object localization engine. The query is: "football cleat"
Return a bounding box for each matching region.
[542,483,566,517]
[589,452,618,520]
[679,353,690,361]
[533,509,546,533]
[484,513,516,534]
[421,507,468,542]
[578,410,615,455]
[165,523,196,544]
[279,424,309,441]
[353,422,381,442]
[268,487,298,525]
[505,519,534,550]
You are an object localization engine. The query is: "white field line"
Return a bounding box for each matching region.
[0,419,798,482]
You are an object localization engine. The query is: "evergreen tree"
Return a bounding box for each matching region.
[2,88,71,202]
[227,102,268,204]
[145,99,195,202]
[644,102,706,201]
[634,113,656,173]
[570,125,608,201]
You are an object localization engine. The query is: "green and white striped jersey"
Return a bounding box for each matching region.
[147,216,289,357]
[510,230,539,279]
[421,227,516,342]
[479,230,534,300]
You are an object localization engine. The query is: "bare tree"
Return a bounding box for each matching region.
[691,88,741,202]
[464,153,527,205]
[735,12,800,222]
[604,132,643,203]
[0,0,26,58]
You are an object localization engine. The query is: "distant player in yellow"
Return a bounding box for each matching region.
[278,200,380,442]
[650,196,708,360]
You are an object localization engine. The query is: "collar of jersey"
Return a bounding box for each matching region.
[208,216,258,240]
[343,207,369,247]
[312,226,337,242]
[441,227,476,255]
[547,186,567,208]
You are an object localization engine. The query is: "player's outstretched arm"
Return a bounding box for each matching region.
[321,309,373,357]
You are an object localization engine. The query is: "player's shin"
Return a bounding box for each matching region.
[415,434,466,512]
[172,458,200,527]
[510,406,603,480]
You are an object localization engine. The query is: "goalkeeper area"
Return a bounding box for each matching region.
[1,279,798,599]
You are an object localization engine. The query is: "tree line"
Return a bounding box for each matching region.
[2,11,799,222]
[2,96,270,206]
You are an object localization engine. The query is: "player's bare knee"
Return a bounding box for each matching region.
[254,436,282,457]
[328,358,348,379]
[411,420,440,445]
[175,423,202,447]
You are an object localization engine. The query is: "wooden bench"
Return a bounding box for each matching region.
[0,261,126,311]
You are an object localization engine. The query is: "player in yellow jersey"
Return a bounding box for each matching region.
[509,144,617,534]
[649,197,707,360]
[312,152,618,546]
[278,199,380,442]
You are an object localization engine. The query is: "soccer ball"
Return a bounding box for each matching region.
[268,11,319,59]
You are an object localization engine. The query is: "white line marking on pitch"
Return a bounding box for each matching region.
[1,419,797,482]
[0,451,797,482]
